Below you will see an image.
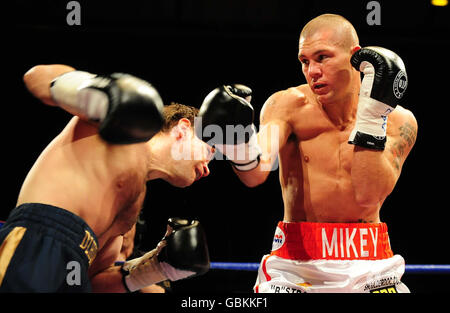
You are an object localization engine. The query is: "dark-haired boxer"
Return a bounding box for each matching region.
[197,14,417,293]
[0,65,212,292]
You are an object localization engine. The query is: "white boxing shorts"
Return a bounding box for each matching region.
[254,221,410,293]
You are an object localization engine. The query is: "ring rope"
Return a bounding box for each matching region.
[210,262,450,274]
[1,221,448,274]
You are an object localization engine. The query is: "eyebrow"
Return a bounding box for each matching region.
[298,49,330,59]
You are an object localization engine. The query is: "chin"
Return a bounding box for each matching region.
[171,181,190,188]
[166,175,192,188]
[317,92,335,105]
[175,177,196,188]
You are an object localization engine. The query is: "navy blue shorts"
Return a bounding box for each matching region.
[0,203,98,292]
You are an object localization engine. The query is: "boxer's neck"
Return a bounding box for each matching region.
[320,92,357,129]
[319,76,360,129]
[144,132,171,181]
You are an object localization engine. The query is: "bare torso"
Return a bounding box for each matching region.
[276,84,407,223]
[17,116,149,249]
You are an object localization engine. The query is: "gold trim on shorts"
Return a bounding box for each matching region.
[0,227,27,285]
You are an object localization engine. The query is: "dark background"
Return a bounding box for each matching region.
[4,0,450,293]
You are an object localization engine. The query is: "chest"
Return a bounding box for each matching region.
[286,102,355,175]
[105,173,147,235]
[298,129,354,175]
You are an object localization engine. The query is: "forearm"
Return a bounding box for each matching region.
[23,64,76,106]
[351,146,397,207]
[348,47,412,207]
[90,266,128,293]
[232,123,280,187]
[232,160,270,188]
[24,67,165,144]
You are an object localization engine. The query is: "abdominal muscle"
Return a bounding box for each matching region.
[279,129,381,224]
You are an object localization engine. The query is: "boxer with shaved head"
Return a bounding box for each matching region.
[197,14,417,293]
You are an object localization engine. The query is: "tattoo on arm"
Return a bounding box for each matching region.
[388,122,417,171]
[399,122,417,146]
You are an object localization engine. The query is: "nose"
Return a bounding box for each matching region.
[308,61,322,81]
[202,162,210,177]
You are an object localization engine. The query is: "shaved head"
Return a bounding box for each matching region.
[297,14,362,106]
[300,14,359,50]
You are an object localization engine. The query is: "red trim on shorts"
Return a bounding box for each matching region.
[261,255,272,281]
[270,221,393,261]
[254,255,272,293]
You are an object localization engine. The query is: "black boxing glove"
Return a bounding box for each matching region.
[196,84,262,171]
[50,71,164,144]
[348,46,408,150]
[121,218,210,293]
[157,218,210,278]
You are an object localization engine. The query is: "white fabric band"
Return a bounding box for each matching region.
[350,96,394,139]
[214,125,262,171]
[159,262,196,281]
[349,60,395,142]
[122,249,167,292]
[50,71,109,121]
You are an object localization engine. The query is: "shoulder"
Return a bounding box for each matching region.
[391,105,416,121]
[268,85,309,106]
[259,85,309,123]
[389,105,418,134]
[60,116,100,142]
[387,105,418,147]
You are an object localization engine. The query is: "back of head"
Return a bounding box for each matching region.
[162,102,199,132]
[300,14,359,50]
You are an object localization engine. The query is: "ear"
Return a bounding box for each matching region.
[351,45,361,55]
[170,118,192,140]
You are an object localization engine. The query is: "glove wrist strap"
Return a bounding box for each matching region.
[122,250,167,292]
[348,96,394,150]
[229,154,261,171]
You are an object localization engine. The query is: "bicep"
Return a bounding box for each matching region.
[258,120,291,165]
[256,94,294,174]
[259,93,293,153]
